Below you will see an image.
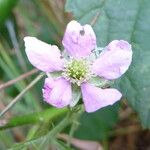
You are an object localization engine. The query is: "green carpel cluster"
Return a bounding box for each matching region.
[67,59,88,80]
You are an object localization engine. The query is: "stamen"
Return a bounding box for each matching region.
[62,58,92,86]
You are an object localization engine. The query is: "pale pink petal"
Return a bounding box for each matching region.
[24,37,64,72]
[42,77,72,108]
[62,20,96,58]
[92,40,132,80]
[81,82,122,113]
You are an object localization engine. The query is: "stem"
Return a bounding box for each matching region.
[0,69,38,91]
[10,112,71,149]
[0,107,68,130]
[40,111,73,149]
[67,120,77,147]
[9,106,84,149]
[67,105,84,147]
[0,73,44,117]
[51,139,68,150]
[32,113,70,149]
[48,113,70,137]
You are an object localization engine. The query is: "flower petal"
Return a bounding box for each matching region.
[81,82,122,112]
[24,37,64,72]
[42,77,72,108]
[92,40,132,80]
[62,20,96,58]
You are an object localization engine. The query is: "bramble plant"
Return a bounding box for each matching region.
[24,20,132,112]
[0,0,150,149]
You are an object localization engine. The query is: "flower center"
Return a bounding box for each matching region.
[63,59,92,85]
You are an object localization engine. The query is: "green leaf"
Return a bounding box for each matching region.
[0,0,19,24]
[75,104,119,140]
[65,0,150,128]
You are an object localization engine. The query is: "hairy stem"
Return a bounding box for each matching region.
[0,107,68,130]
[67,105,84,147]
[10,112,71,149]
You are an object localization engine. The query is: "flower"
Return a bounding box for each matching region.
[24,20,132,113]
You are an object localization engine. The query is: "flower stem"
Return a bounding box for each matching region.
[11,111,71,149]
[0,73,44,117]
[0,107,68,130]
[67,119,78,147]
[48,113,70,137]
[10,106,84,149]
[67,105,84,147]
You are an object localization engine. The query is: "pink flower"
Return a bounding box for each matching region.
[24,20,132,112]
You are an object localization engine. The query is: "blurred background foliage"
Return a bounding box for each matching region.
[0,0,150,149]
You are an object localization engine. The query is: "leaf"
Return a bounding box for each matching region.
[65,0,150,128]
[75,104,119,140]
